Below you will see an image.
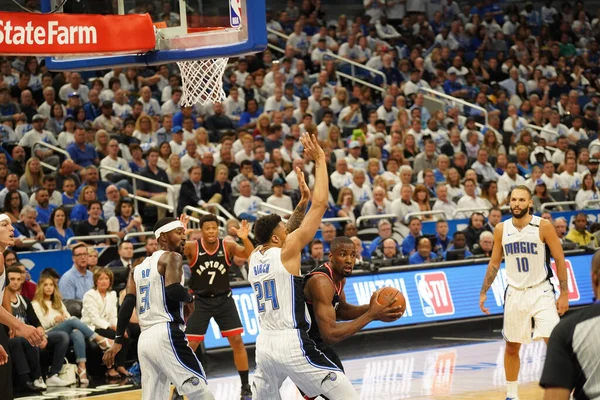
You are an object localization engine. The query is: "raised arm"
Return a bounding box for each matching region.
[479,223,505,315]
[226,220,254,259]
[281,132,329,267]
[286,173,311,234]
[541,219,569,316]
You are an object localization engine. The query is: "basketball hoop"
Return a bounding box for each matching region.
[177,57,229,106]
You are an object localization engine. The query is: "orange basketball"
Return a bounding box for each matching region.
[376,287,406,312]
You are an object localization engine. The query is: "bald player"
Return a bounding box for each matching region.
[479,185,569,400]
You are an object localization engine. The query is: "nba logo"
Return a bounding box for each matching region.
[415,272,455,317]
[230,0,242,28]
[550,259,580,301]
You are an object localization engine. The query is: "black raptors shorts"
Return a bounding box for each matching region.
[186,292,244,341]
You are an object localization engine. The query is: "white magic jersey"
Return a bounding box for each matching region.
[134,250,184,331]
[502,215,551,289]
[248,247,310,332]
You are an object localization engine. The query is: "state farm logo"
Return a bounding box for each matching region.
[550,259,580,301]
[415,272,455,317]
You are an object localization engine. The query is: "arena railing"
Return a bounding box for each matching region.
[183,205,229,228]
[66,234,121,246]
[266,27,388,89]
[355,213,396,227]
[403,210,447,224]
[451,207,492,218]
[584,199,600,209]
[206,202,237,222]
[525,124,561,139]
[98,165,177,217]
[540,201,577,212]
[259,202,293,217]
[22,238,63,249]
[123,231,154,241]
[418,87,489,127]
[34,141,71,171]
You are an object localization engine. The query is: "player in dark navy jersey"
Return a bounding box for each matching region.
[182,213,254,400]
[302,236,403,399]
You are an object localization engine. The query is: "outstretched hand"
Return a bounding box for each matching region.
[296,167,311,201]
[231,220,250,240]
[300,133,325,163]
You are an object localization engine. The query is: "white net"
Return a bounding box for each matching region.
[177,57,229,106]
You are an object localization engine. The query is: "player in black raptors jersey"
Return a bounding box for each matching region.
[182,214,254,400]
[302,236,403,400]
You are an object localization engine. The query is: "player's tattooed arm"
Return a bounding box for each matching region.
[480,263,500,295]
[286,167,311,234]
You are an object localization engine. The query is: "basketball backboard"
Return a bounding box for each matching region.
[5,0,267,70]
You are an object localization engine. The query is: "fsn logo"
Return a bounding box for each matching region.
[415,272,455,317]
[229,0,242,28]
[550,259,580,301]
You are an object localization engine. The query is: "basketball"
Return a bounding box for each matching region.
[376,287,406,311]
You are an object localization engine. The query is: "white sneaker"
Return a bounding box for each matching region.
[33,377,46,389]
[46,374,71,387]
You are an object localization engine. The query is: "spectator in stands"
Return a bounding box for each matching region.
[14,205,45,245]
[34,188,56,225]
[55,159,81,191]
[302,239,326,271]
[484,207,503,233]
[472,230,494,257]
[433,219,451,255]
[107,198,142,241]
[443,231,473,260]
[207,164,234,212]
[532,179,560,212]
[472,149,500,182]
[350,236,367,264]
[392,185,419,221]
[81,267,131,378]
[75,201,109,246]
[4,266,71,391]
[379,238,400,261]
[67,127,99,171]
[330,158,353,190]
[33,272,113,386]
[45,207,74,248]
[457,179,489,218]
[60,178,77,207]
[414,140,438,172]
[8,146,26,177]
[265,179,292,217]
[29,175,61,208]
[2,189,24,223]
[575,171,600,210]
[128,144,147,174]
[361,186,392,218]
[402,217,422,256]
[463,212,486,250]
[367,219,394,255]
[177,165,210,215]
[19,158,43,196]
[136,148,171,220]
[566,213,598,246]
[19,114,61,168]
[348,169,372,203]
[432,184,457,220]
[100,138,132,186]
[554,217,568,244]
[232,160,259,196]
[480,181,503,209]
[102,185,121,219]
[70,184,96,222]
[233,180,262,222]
[409,237,438,265]
[11,258,36,300]
[318,222,337,254]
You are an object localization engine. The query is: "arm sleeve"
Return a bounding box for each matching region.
[539,318,577,390]
[115,294,136,344]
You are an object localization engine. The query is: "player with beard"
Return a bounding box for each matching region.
[479,186,568,400]
[302,236,404,400]
[0,214,44,400]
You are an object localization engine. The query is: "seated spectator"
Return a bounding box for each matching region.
[4,266,71,391]
[316,223,337,254]
[361,186,392,219]
[532,179,560,212]
[266,179,292,217]
[378,238,401,261]
[433,184,457,220]
[336,187,357,223]
[66,127,99,171]
[471,149,500,182]
[33,188,56,225]
[302,239,326,271]
[367,219,394,255]
[166,154,186,185]
[100,138,132,187]
[128,144,147,174]
[107,198,143,241]
[575,171,600,210]
[392,185,419,222]
[33,272,113,386]
[232,160,259,196]
[75,201,109,246]
[136,148,171,221]
[13,205,45,247]
[207,165,233,212]
[463,212,486,250]
[2,189,24,223]
[443,231,473,260]
[434,219,451,255]
[81,267,131,377]
[554,217,568,244]
[177,165,211,215]
[480,181,503,209]
[132,114,158,151]
[412,184,433,221]
[10,258,37,300]
[350,236,369,264]
[233,179,262,221]
[19,158,44,196]
[348,169,372,203]
[401,217,422,256]
[102,184,121,219]
[70,185,96,222]
[45,207,74,248]
[75,166,120,203]
[29,175,62,208]
[485,207,503,233]
[409,237,438,265]
[472,231,494,257]
[566,213,598,247]
[55,159,81,192]
[18,114,60,168]
[457,179,489,218]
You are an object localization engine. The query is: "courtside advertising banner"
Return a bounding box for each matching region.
[0,12,156,55]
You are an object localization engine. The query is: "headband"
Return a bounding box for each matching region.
[154,221,184,239]
[0,213,10,223]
